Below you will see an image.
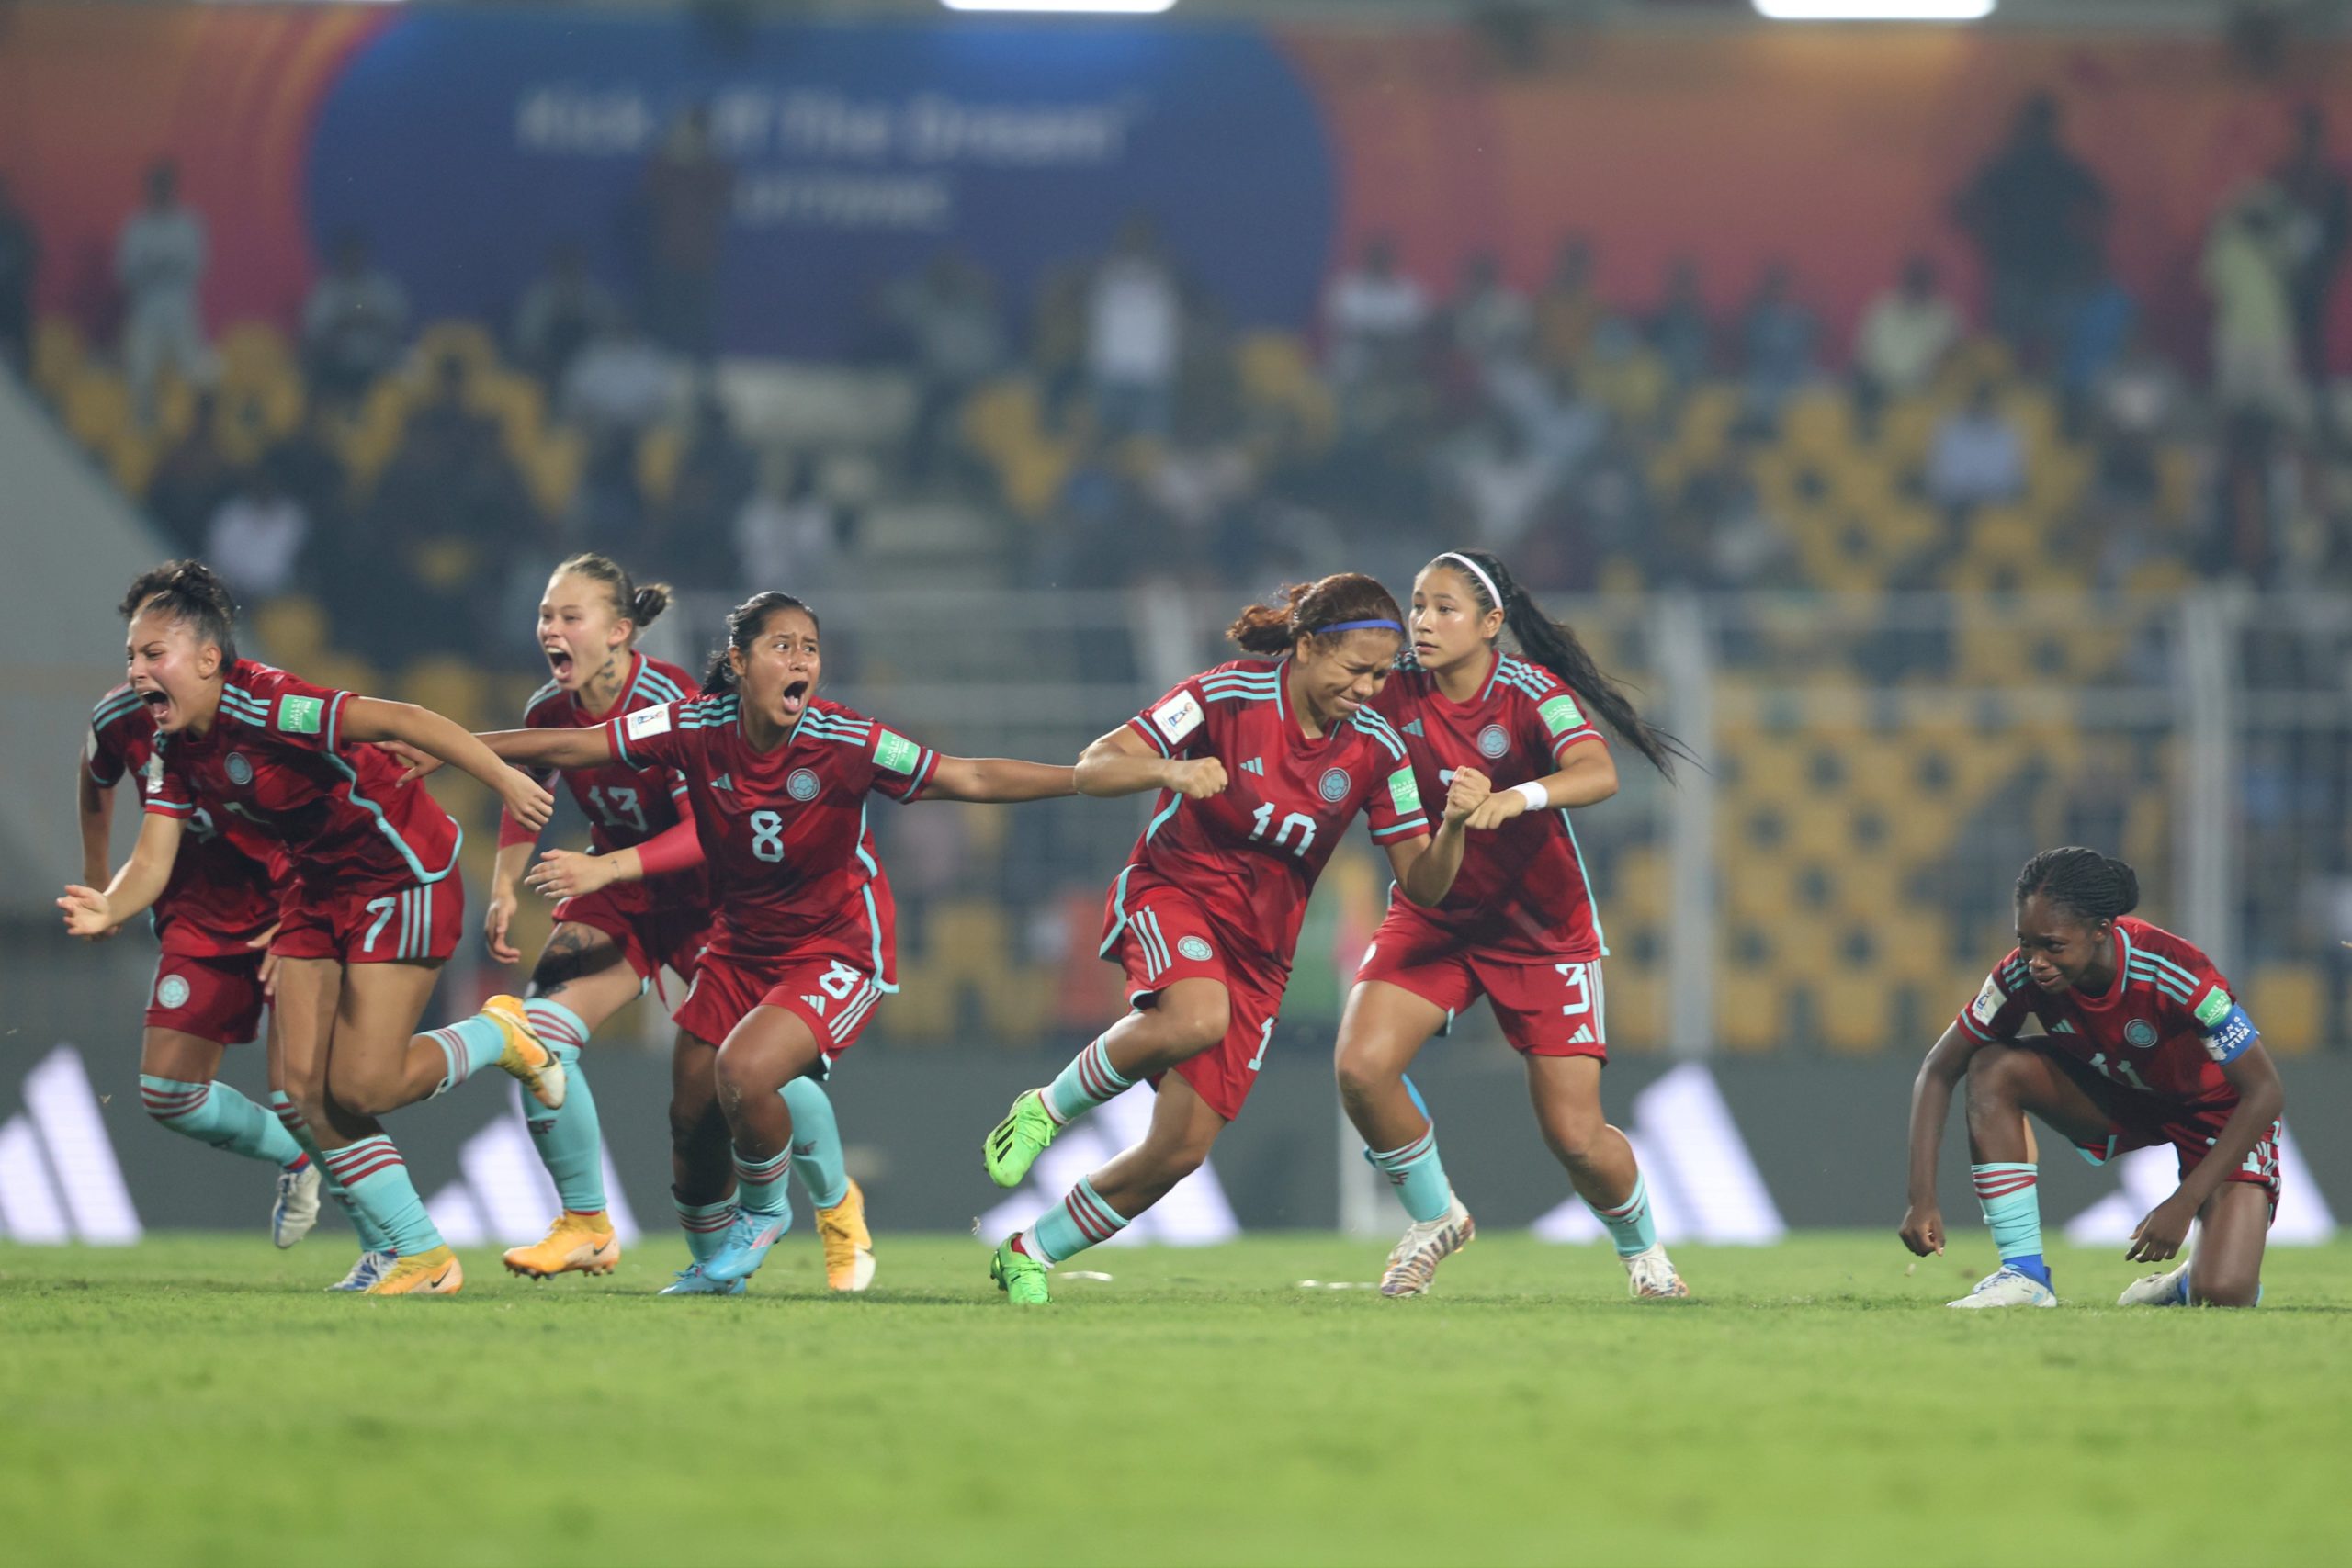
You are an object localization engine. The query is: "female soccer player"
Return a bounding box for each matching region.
[60,561,560,1296]
[1901,848,2287,1308]
[81,673,321,1247]
[1336,548,1693,1299]
[418,553,703,1283]
[461,590,1077,1294]
[980,572,1487,1305]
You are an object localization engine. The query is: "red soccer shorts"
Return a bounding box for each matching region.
[273,875,464,964]
[143,952,266,1045]
[673,949,885,1068]
[1111,889,1286,1122]
[551,882,711,987]
[1355,908,1608,1060]
[2060,1055,2284,1218]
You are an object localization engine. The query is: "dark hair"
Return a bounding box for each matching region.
[2016,847,2140,925]
[703,591,816,694]
[1420,548,1688,778]
[553,552,671,637]
[119,559,238,665]
[1227,573,1403,658]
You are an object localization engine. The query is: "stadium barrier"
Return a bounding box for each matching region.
[6,1038,2341,1248]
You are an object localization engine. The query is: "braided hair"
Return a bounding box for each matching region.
[703,591,816,694]
[2015,847,2140,926]
[1420,548,1688,778]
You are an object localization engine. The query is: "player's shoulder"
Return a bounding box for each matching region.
[1345,703,1411,762]
[521,680,571,727]
[2119,917,2222,1001]
[91,682,148,735]
[630,655,699,708]
[220,660,302,729]
[1989,947,2031,995]
[1194,657,1284,703]
[1492,654,1566,703]
[797,696,876,746]
[675,687,737,726]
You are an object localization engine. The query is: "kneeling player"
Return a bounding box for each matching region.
[1900,848,2286,1308]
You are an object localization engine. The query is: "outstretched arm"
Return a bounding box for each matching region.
[1901,1024,1983,1257]
[60,809,186,938]
[921,756,1078,804]
[341,699,554,830]
[1074,724,1227,802]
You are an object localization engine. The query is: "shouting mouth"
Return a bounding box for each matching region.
[780,678,810,718]
[545,647,578,683]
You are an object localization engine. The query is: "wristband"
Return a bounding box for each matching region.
[1510,781,1549,812]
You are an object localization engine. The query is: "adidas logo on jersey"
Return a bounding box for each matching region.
[1401,719,1424,737]
[1566,1025,1596,1045]
[1241,758,1265,776]
[710,773,734,792]
[0,1046,142,1244]
[422,1088,641,1247]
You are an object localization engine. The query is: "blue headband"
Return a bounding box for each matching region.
[1317,618,1404,634]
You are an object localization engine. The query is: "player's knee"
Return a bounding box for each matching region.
[1544,1111,1609,1167]
[324,1065,401,1120]
[1962,1048,2031,1118]
[2188,1271,2260,1308]
[1332,1047,1389,1107]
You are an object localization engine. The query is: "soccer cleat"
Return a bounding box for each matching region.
[482,994,567,1110]
[1623,1244,1690,1300]
[2118,1258,2190,1307]
[326,1250,395,1292]
[362,1245,464,1296]
[660,1263,747,1296]
[1378,1199,1476,1297]
[701,1210,790,1284]
[983,1089,1060,1189]
[502,1212,619,1280]
[815,1179,876,1292]
[990,1236,1050,1305]
[271,1160,322,1248]
[1948,1266,2058,1309]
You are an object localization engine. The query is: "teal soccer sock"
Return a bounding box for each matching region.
[1971,1163,2049,1286]
[1022,1177,1130,1264]
[423,1013,509,1099]
[674,1195,738,1264]
[1368,1122,1454,1224]
[1042,1034,1133,1126]
[318,1136,444,1256]
[1589,1172,1660,1258]
[141,1076,303,1167]
[732,1146,793,1220]
[520,998,605,1213]
[270,1091,390,1253]
[779,1077,849,1210]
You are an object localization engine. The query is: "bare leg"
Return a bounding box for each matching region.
[529,922,645,1035]
[2185,1182,2269,1307]
[712,1006,826,1165]
[1332,981,1446,1153]
[1086,1074,1229,1220]
[319,960,451,1127]
[1525,1055,1640,1210]
[668,1029,732,1205]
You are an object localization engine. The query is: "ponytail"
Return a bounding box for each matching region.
[704,591,815,694]
[119,559,239,666]
[1424,548,1689,779]
[554,552,671,640]
[2016,847,2140,925]
[1227,573,1404,658]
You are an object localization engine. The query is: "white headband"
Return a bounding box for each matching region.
[1437,551,1504,613]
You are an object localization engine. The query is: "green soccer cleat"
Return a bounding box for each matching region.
[982,1089,1059,1189]
[990,1236,1051,1305]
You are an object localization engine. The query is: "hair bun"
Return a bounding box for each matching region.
[2103,856,2141,916]
[633,582,673,627]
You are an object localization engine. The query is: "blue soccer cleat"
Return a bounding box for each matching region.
[659,1262,748,1296]
[700,1210,791,1284]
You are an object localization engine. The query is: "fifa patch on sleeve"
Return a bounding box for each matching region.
[874,728,921,775]
[2194,988,2233,1029]
[2202,1004,2257,1064]
[626,705,673,741]
[277,694,323,735]
[1388,766,1422,817]
[1539,694,1586,736]
[1150,690,1203,746]
[1970,976,2005,1026]
[143,751,164,785]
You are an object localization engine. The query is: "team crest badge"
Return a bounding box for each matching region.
[787,768,820,803]
[1317,767,1351,804]
[225,752,254,786]
[2124,1020,2158,1048]
[1476,724,1510,759]
[155,975,190,1010]
[1178,935,1214,963]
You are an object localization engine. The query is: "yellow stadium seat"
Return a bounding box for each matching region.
[2245,965,2322,1055]
[62,366,132,450]
[251,595,330,666]
[400,657,492,734]
[215,321,294,391]
[413,321,499,376]
[1713,968,1787,1053]
[636,424,684,506]
[33,316,85,402]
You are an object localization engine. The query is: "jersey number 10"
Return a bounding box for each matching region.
[1249,802,1317,858]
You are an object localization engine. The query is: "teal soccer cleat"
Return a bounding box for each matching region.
[701,1211,791,1284]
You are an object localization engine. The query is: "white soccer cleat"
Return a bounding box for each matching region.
[271,1160,322,1248]
[1623,1243,1690,1300]
[2118,1258,2190,1307]
[1949,1266,2058,1309]
[326,1250,396,1292]
[1378,1197,1476,1297]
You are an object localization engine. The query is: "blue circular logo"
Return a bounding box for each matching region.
[1477,724,1510,759]
[156,975,190,1010]
[787,768,820,803]
[2124,1020,2158,1048]
[225,752,254,786]
[1317,767,1351,804]
[1178,935,1214,963]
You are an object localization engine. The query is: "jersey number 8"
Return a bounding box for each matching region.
[750,809,787,863]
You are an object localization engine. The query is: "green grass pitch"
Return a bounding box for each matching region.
[6,1232,2349,1566]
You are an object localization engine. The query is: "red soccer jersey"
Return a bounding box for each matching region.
[143,660,464,897]
[605,692,937,980]
[87,684,279,956]
[1957,916,2254,1109]
[1114,657,1431,984]
[501,651,705,908]
[1372,654,1611,961]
